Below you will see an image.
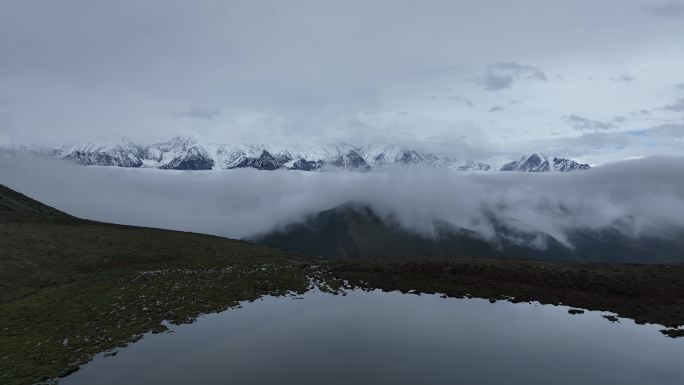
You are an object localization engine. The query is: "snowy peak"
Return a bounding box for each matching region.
[63,136,138,154]
[225,149,286,171]
[501,153,550,172]
[299,143,370,171]
[500,153,590,172]
[215,144,296,170]
[61,136,143,167]
[426,156,492,171]
[144,136,215,170]
[457,160,492,171]
[4,136,590,173]
[328,147,371,171]
[158,146,214,170]
[362,144,424,166]
[551,157,591,172]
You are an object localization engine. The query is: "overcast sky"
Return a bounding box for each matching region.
[1,0,683,164]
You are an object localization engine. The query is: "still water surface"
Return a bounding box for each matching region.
[63,290,684,385]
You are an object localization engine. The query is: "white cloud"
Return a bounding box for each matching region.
[563,115,615,132]
[2,156,683,250]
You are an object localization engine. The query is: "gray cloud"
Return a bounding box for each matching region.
[629,124,684,142]
[482,62,547,91]
[646,1,684,18]
[662,98,684,112]
[1,155,683,250]
[490,62,548,81]
[489,106,505,112]
[676,83,684,90]
[174,107,221,120]
[627,109,651,118]
[484,74,515,91]
[521,124,684,165]
[610,75,634,82]
[446,95,474,108]
[563,115,615,132]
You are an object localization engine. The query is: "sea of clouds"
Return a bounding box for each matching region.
[1,155,683,247]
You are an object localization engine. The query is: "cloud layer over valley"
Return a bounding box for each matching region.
[1,156,683,251]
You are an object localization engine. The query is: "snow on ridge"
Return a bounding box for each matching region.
[2,135,589,173]
[500,153,590,172]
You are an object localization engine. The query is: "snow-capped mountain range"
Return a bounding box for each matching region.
[500,153,591,172]
[1,136,591,172]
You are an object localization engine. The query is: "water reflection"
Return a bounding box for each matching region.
[63,290,684,385]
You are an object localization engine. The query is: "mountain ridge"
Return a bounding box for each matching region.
[254,202,684,263]
[500,153,591,172]
[2,136,591,172]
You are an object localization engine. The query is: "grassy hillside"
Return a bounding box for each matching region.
[0,184,304,303]
[0,184,312,384]
[0,184,70,218]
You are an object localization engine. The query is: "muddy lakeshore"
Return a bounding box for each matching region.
[327,258,684,331]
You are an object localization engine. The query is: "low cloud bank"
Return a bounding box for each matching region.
[1,155,683,247]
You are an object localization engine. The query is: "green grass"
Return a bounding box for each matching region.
[0,184,314,384]
[0,218,313,384]
[0,219,305,303]
[0,264,312,384]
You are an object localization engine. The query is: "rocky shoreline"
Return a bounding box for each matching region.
[327,258,684,334]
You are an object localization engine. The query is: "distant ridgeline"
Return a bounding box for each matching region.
[2,136,590,172]
[254,203,684,264]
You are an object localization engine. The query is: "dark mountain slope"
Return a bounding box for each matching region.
[255,203,684,263]
[0,184,71,220]
[255,203,570,261]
